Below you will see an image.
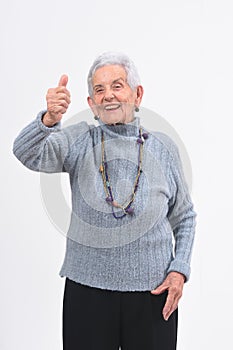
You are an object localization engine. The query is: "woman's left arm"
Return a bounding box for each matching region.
[151,141,197,320]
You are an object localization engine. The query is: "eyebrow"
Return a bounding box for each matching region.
[93,78,125,89]
[112,78,125,84]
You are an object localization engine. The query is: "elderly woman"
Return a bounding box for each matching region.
[13,52,196,350]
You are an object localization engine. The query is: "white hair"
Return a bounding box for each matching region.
[87,52,141,97]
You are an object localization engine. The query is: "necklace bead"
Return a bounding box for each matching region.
[125,207,134,214]
[137,138,143,144]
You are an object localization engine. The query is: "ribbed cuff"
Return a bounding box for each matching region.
[36,110,61,133]
[167,259,191,282]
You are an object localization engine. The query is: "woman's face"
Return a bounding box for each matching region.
[87,65,143,124]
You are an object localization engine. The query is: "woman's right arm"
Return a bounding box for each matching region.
[13,75,72,173]
[12,110,71,173]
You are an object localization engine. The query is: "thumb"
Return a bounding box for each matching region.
[58,74,68,87]
[151,282,168,295]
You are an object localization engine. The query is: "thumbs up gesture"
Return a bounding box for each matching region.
[42,75,71,127]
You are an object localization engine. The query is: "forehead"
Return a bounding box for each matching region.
[92,65,127,85]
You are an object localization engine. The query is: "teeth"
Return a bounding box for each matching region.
[105,104,120,110]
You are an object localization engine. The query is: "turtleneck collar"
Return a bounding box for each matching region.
[97,116,141,137]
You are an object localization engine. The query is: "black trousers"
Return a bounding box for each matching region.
[63,278,178,350]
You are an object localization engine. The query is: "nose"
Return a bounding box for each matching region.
[103,87,115,102]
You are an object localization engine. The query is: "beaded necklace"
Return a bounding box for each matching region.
[99,125,148,219]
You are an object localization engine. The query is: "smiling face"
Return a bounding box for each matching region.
[87,65,143,124]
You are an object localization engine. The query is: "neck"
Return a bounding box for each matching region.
[109,120,132,126]
[97,116,140,137]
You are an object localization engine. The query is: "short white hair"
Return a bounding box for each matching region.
[87,52,141,97]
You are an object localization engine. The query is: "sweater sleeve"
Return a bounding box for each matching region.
[166,141,197,282]
[13,110,89,173]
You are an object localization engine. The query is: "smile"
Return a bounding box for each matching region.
[104,104,121,111]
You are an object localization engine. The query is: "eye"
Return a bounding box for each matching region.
[94,88,104,94]
[112,83,123,90]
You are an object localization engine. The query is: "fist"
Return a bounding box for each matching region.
[43,75,71,126]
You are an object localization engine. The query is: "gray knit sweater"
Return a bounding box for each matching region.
[13,110,196,291]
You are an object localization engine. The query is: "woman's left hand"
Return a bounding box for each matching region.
[150,272,185,321]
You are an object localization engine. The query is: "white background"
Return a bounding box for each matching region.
[1,0,233,349]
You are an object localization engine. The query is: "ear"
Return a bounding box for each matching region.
[87,96,98,116]
[135,85,144,108]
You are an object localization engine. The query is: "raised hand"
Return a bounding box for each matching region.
[42,75,71,126]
